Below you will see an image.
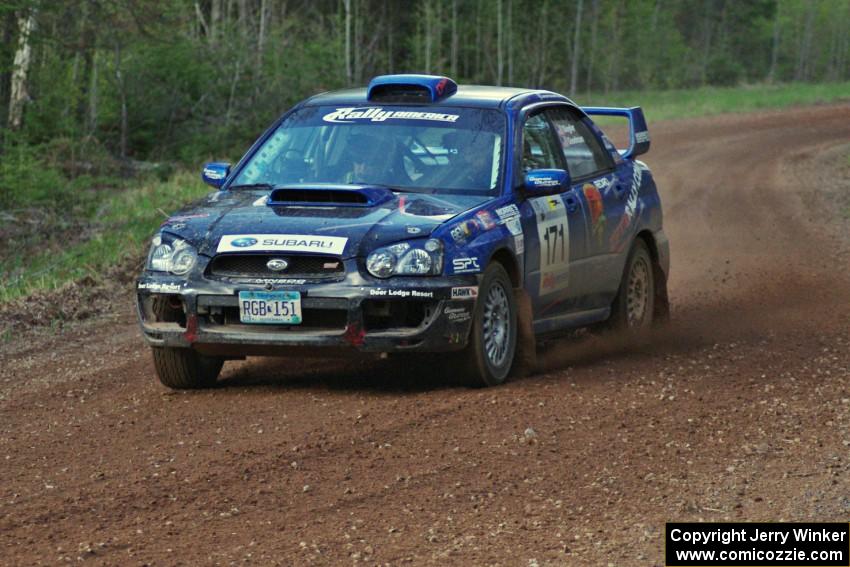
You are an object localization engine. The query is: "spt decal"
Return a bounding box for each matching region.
[452,257,481,274]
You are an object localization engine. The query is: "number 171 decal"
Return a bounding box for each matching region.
[531,195,570,296]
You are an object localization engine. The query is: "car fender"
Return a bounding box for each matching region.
[609,160,664,281]
[437,201,525,279]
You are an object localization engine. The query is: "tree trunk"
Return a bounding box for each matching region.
[569,0,583,94]
[475,0,481,79]
[8,9,36,131]
[66,49,80,125]
[88,52,98,136]
[114,42,128,160]
[767,1,781,82]
[353,0,362,83]
[716,0,729,56]
[194,1,209,37]
[386,0,394,73]
[451,0,458,77]
[795,2,815,82]
[651,0,661,32]
[825,8,841,81]
[537,0,549,86]
[424,2,431,73]
[237,0,248,39]
[0,11,15,120]
[344,0,352,86]
[605,0,622,93]
[256,0,267,73]
[434,0,442,74]
[699,0,714,85]
[210,0,221,43]
[837,3,850,81]
[496,0,503,85]
[507,0,513,84]
[72,1,94,134]
[585,0,599,93]
[225,58,242,127]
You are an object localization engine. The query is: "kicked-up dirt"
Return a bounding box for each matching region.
[2,103,850,566]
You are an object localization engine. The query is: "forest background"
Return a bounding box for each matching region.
[1,0,849,303]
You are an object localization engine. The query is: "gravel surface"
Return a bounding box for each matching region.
[2,104,850,566]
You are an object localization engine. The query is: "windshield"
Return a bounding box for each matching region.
[232,105,506,195]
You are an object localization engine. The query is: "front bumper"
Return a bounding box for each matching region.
[136,267,479,357]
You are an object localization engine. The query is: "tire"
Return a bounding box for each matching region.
[461,263,518,387]
[607,239,655,334]
[151,347,223,389]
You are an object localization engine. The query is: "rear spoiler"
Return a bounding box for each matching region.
[581,106,650,159]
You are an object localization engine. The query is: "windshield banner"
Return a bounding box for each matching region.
[323,107,460,124]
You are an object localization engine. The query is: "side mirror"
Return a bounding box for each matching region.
[201,162,231,188]
[524,168,570,194]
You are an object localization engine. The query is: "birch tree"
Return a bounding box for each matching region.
[569,0,583,94]
[344,0,352,86]
[8,8,36,130]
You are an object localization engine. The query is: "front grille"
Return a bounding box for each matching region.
[208,254,344,280]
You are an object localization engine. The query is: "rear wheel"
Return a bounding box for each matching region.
[151,347,223,389]
[462,263,517,387]
[608,239,655,334]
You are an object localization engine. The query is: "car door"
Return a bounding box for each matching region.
[518,109,592,321]
[547,107,622,308]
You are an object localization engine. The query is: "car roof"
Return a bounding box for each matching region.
[303,85,574,110]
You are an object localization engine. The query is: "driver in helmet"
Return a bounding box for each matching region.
[344,134,384,184]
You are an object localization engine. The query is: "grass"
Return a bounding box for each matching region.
[3,80,850,305]
[577,81,850,123]
[0,171,210,302]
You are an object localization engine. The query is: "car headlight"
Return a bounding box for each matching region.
[146,233,198,276]
[366,238,443,278]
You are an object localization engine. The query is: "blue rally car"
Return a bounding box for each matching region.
[136,74,669,388]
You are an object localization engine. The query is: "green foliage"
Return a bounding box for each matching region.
[582,81,850,123]
[706,54,747,87]
[2,0,849,169]
[0,135,67,208]
[0,170,211,301]
[0,131,126,209]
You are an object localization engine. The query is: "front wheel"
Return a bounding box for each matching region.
[462,263,518,387]
[151,347,223,389]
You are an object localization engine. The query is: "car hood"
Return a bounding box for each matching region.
[159,187,489,258]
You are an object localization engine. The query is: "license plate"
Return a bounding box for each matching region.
[238,291,302,325]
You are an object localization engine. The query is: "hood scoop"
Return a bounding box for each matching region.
[267,184,394,208]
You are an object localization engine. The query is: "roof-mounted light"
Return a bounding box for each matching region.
[367,74,458,103]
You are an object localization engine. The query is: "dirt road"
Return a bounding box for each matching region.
[2,104,850,566]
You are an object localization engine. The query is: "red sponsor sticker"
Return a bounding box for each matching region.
[475,210,496,230]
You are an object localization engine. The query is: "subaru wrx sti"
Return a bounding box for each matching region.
[136,74,669,388]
